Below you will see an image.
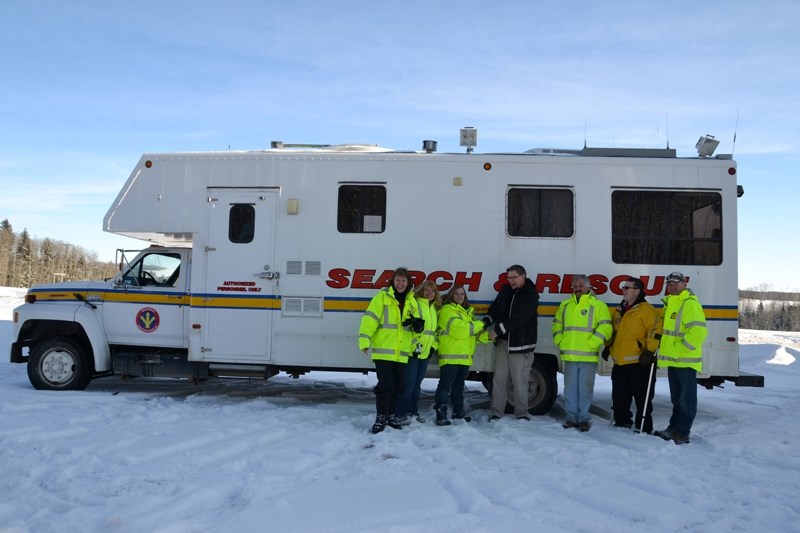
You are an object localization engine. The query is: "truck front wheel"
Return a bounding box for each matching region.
[28,337,93,391]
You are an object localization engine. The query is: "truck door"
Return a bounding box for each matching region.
[104,250,188,347]
[200,188,277,362]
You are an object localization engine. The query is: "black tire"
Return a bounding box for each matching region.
[506,358,559,415]
[28,337,93,391]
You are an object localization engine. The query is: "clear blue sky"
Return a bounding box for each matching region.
[2,1,798,290]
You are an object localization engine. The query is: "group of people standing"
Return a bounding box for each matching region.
[359,266,707,445]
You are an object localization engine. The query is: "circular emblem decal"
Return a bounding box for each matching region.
[136,307,160,333]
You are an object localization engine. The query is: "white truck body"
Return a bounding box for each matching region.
[11,140,762,411]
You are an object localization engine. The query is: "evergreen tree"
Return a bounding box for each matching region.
[14,229,33,288]
[39,238,55,285]
[0,218,14,285]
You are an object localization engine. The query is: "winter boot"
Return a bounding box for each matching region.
[435,405,452,426]
[371,414,388,434]
[654,428,675,441]
[387,415,406,430]
[452,403,471,423]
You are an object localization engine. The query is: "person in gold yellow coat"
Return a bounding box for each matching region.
[604,277,662,433]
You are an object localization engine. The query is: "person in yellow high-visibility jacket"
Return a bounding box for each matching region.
[654,272,707,445]
[395,280,441,424]
[359,267,422,434]
[552,274,613,432]
[434,285,489,426]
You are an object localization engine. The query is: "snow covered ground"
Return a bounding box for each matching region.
[1,286,799,532]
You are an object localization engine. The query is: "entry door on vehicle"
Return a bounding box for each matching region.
[104,250,188,347]
[201,188,277,362]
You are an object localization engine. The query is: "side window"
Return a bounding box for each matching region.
[229,204,255,243]
[337,185,386,233]
[123,253,182,287]
[507,187,574,237]
[612,190,722,265]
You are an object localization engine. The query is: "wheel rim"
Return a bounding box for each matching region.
[527,370,544,404]
[40,348,77,385]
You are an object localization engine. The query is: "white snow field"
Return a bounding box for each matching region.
[1,287,798,532]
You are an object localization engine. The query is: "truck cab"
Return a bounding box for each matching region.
[11,247,193,390]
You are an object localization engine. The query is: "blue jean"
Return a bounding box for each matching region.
[396,356,430,417]
[435,364,469,409]
[667,366,698,436]
[563,361,597,423]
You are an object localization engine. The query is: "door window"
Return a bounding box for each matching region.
[123,252,182,287]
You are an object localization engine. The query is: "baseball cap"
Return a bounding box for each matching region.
[665,272,686,283]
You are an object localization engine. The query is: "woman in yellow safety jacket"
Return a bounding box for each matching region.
[359,267,423,434]
[604,276,662,433]
[395,280,441,423]
[433,284,489,426]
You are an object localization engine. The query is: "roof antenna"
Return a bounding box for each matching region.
[732,108,740,157]
[665,112,670,149]
[583,119,587,149]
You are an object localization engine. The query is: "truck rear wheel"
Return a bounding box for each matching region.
[506,358,559,415]
[484,357,559,415]
[28,337,93,391]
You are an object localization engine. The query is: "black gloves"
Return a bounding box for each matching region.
[403,317,425,333]
[639,350,655,366]
[602,347,610,361]
[481,316,493,327]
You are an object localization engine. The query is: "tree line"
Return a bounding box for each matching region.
[0,218,115,287]
[739,290,800,331]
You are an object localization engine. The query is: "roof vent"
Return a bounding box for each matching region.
[422,140,438,153]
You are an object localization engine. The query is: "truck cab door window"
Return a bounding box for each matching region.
[122,252,182,287]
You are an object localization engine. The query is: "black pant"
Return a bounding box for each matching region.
[373,360,405,416]
[611,363,656,432]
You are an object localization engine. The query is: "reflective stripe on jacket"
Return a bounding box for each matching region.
[658,289,706,372]
[412,297,439,360]
[358,287,419,363]
[552,292,613,363]
[437,303,488,366]
[608,301,662,366]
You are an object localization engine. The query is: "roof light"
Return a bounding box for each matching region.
[696,135,719,157]
[460,127,477,154]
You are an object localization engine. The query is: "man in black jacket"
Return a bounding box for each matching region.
[485,264,540,420]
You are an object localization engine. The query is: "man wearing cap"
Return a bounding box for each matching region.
[655,272,707,444]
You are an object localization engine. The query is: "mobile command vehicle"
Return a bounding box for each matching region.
[10,130,764,414]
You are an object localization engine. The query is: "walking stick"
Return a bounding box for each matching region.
[639,348,658,434]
